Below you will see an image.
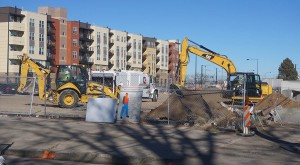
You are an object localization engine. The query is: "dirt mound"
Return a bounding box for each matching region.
[145,90,231,125]
[256,93,300,113]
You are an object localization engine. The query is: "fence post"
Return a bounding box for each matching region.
[168,75,171,125]
[30,77,36,115]
[44,75,47,116]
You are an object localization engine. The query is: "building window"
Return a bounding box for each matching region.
[29,32,34,40]
[29,46,34,54]
[62,44,65,48]
[116,46,120,58]
[96,65,100,71]
[30,18,34,27]
[97,53,100,60]
[72,51,77,59]
[133,39,136,49]
[103,47,107,61]
[117,35,120,41]
[133,51,136,59]
[39,47,44,55]
[73,27,78,34]
[39,20,44,28]
[39,33,44,42]
[72,39,77,46]
[138,40,141,50]
[103,33,107,44]
[62,32,65,35]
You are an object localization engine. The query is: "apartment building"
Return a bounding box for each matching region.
[168,40,181,83]
[109,29,128,71]
[0,7,49,77]
[90,26,109,71]
[127,33,143,71]
[38,7,67,66]
[21,10,48,66]
[142,37,157,80]
[0,7,24,76]
[0,6,176,80]
[156,40,169,86]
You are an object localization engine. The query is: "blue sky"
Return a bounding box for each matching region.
[1,0,300,79]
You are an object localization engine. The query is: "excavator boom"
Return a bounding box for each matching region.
[179,37,236,87]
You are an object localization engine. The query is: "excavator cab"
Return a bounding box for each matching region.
[228,72,262,102]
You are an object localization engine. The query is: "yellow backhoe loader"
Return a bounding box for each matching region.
[17,54,119,108]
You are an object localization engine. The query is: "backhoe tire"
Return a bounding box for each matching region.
[152,91,158,102]
[59,89,79,108]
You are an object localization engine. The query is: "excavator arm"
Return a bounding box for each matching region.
[178,37,237,87]
[17,54,50,100]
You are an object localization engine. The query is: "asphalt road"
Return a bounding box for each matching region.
[0,116,299,165]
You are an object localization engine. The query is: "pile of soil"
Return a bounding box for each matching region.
[145,90,234,126]
[255,93,300,114]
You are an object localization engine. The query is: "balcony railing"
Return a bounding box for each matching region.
[10,36,24,45]
[9,22,23,31]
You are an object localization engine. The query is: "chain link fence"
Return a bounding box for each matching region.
[3,74,299,128]
[141,76,242,129]
[0,76,37,115]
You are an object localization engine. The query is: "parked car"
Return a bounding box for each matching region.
[0,83,18,95]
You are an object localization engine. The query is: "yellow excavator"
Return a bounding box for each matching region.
[176,37,272,101]
[17,54,119,108]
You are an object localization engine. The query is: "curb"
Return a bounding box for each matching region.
[6,149,184,164]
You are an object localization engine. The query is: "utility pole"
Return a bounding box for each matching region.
[195,56,197,90]
[216,68,218,84]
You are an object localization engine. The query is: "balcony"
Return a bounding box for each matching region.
[142,53,147,61]
[47,28,55,34]
[109,39,114,47]
[156,48,160,54]
[10,36,24,45]
[88,47,94,53]
[142,44,147,52]
[47,41,55,48]
[155,41,159,46]
[109,31,114,37]
[109,50,114,59]
[127,54,132,60]
[156,56,160,63]
[109,59,114,64]
[9,22,23,31]
[9,50,23,59]
[79,57,94,66]
[127,42,132,50]
[142,63,147,70]
[79,34,94,42]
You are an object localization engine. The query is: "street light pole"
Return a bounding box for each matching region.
[195,56,197,90]
[247,58,258,74]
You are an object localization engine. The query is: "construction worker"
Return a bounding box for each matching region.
[120,93,129,119]
[62,70,71,81]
